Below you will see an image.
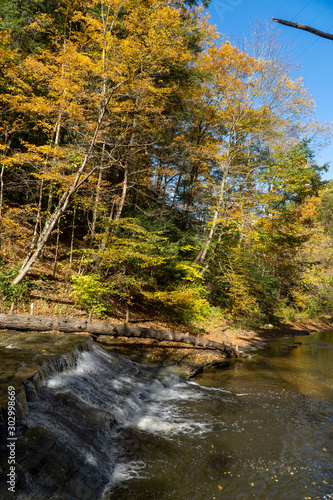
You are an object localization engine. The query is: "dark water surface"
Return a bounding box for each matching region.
[110,331,333,500]
[0,331,332,499]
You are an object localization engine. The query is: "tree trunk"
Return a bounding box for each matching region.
[20,179,45,271]
[170,173,182,210]
[53,219,61,278]
[114,161,128,221]
[69,207,76,268]
[13,189,72,284]
[0,313,247,358]
[91,158,104,235]
[0,164,4,219]
[194,159,229,267]
[114,116,136,221]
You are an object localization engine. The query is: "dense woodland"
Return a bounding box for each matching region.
[0,0,333,325]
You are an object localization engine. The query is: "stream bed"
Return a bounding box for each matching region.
[110,331,333,500]
[0,330,332,499]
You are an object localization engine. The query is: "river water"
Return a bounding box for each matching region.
[0,330,332,499]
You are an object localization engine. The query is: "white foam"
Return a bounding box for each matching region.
[45,352,98,388]
[47,374,66,388]
[133,413,215,437]
[187,380,232,394]
[110,379,123,390]
[85,452,98,466]
[74,352,98,375]
[153,385,203,402]
[5,344,22,349]
[112,461,147,482]
[135,415,179,433]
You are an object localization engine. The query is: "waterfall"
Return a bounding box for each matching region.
[2,332,332,499]
[0,341,178,499]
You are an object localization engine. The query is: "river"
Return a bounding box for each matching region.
[0,330,332,499]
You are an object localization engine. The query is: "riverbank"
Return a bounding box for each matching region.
[2,323,332,499]
[1,256,332,377]
[2,223,333,373]
[1,296,332,378]
[0,314,332,418]
[94,316,333,377]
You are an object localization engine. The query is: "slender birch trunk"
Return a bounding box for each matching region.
[194,129,235,269]
[53,219,61,277]
[91,147,104,235]
[194,160,230,266]
[114,117,136,221]
[98,201,115,254]
[70,207,76,268]
[20,179,44,270]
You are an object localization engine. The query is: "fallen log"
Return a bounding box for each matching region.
[0,314,247,358]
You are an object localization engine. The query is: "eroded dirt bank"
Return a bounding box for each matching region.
[96,317,333,377]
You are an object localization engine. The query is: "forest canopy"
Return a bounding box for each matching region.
[0,0,332,324]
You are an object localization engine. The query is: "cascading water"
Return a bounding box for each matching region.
[0,342,184,499]
[1,331,333,500]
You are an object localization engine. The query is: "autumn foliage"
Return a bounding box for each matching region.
[0,0,331,323]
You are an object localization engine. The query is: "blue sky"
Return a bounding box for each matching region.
[208,0,333,180]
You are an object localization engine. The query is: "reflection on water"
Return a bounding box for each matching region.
[110,331,333,500]
[0,331,332,499]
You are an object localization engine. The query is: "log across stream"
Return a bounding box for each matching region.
[0,313,247,358]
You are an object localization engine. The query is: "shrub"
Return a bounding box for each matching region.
[71,274,113,318]
[145,284,211,323]
[0,260,29,303]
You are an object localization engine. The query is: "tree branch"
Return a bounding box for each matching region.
[272,18,333,41]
